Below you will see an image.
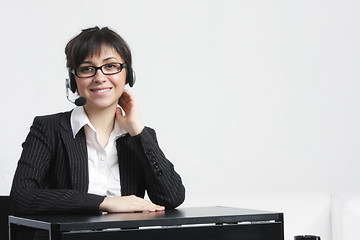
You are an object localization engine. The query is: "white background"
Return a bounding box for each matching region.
[0,0,359,200]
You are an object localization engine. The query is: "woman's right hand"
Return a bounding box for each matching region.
[99,195,165,213]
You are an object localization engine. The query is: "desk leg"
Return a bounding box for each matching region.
[9,223,17,240]
[9,223,39,240]
[49,225,60,240]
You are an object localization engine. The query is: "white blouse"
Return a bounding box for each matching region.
[70,106,127,197]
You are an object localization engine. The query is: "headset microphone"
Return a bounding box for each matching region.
[74,96,87,106]
[66,78,87,106]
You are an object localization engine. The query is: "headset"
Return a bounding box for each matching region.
[67,64,136,93]
[66,64,136,106]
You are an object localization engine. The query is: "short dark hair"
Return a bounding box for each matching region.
[65,26,132,71]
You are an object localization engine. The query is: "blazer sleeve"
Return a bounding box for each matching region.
[10,115,105,215]
[120,127,185,209]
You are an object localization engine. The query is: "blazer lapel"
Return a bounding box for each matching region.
[59,112,89,192]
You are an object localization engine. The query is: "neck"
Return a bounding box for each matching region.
[83,104,117,144]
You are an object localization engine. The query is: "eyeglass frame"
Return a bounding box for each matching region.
[71,62,128,78]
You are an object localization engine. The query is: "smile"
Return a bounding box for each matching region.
[90,88,112,93]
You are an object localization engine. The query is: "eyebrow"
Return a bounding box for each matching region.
[103,57,118,61]
[81,57,119,65]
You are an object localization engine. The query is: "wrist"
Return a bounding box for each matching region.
[128,123,144,136]
[99,197,109,212]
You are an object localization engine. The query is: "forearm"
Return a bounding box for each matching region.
[10,186,104,215]
[127,127,185,209]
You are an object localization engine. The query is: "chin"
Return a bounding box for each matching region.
[87,101,118,111]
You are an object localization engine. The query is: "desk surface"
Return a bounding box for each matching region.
[9,206,283,232]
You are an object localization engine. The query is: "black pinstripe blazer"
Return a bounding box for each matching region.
[10,111,185,215]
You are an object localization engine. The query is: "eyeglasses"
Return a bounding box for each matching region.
[72,62,128,78]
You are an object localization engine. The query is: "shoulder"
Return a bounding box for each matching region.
[32,111,72,132]
[22,111,73,151]
[34,111,71,121]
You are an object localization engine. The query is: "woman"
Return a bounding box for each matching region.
[10,26,185,215]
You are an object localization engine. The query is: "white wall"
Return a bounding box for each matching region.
[1,0,359,209]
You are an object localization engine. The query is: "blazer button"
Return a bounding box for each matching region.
[153,163,159,170]
[156,170,163,176]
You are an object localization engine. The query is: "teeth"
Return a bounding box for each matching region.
[92,88,110,93]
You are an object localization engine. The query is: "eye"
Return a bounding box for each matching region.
[104,63,120,71]
[78,66,94,73]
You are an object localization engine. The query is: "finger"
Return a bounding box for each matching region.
[122,89,132,99]
[131,203,156,212]
[142,205,164,212]
[130,197,163,211]
[115,108,125,121]
[119,94,132,109]
[118,90,130,105]
[118,97,129,108]
[119,90,131,102]
[154,206,165,211]
[144,202,165,211]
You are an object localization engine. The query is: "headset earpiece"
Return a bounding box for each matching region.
[69,72,77,93]
[127,66,136,87]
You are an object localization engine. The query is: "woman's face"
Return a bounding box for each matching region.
[75,45,127,112]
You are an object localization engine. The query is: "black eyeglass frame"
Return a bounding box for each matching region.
[71,62,128,78]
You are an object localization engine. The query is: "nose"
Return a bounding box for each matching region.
[93,68,107,83]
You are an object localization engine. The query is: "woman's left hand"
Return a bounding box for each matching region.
[116,90,144,136]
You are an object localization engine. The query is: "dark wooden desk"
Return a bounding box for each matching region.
[9,206,284,240]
